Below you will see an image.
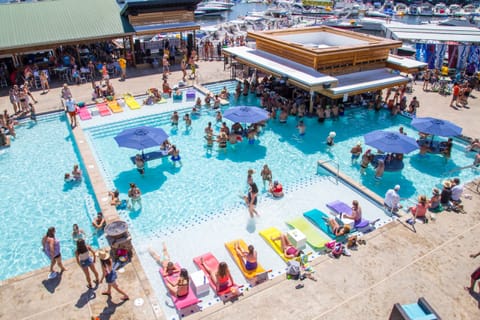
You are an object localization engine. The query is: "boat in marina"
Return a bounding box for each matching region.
[433,3,449,17]
[365,10,389,19]
[200,0,235,9]
[408,4,419,16]
[419,3,434,16]
[395,3,407,16]
[195,3,230,16]
[449,4,462,17]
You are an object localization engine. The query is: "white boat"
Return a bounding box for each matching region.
[365,10,389,19]
[408,4,419,16]
[199,0,235,9]
[196,4,230,16]
[419,3,433,16]
[433,3,449,17]
[449,4,462,17]
[395,3,407,16]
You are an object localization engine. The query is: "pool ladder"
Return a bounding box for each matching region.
[317,159,340,183]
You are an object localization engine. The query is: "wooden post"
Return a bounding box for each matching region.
[309,90,315,114]
[129,35,136,66]
[75,45,81,67]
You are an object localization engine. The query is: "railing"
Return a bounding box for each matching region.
[317,159,340,183]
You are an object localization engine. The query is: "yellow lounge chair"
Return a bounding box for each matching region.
[259,227,290,262]
[107,100,123,113]
[123,94,141,110]
[225,239,268,280]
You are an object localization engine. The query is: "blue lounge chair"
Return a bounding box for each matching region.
[303,209,348,241]
[389,297,441,320]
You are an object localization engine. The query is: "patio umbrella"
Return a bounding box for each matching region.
[364,130,419,154]
[114,126,168,151]
[410,117,462,137]
[223,106,269,124]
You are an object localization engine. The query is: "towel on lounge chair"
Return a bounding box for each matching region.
[286,217,329,250]
[193,252,240,297]
[159,263,200,310]
[96,103,112,116]
[77,107,92,120]
[225,239,268,280]
[107,100,123,113]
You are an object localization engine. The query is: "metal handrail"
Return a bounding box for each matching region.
[443,164,478,177]
[317,159,340,183]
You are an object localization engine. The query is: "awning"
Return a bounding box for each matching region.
[223,46,337,91]
[133,22,200,36]
[322,68,409,99]
[386,24,480,44]
[386,55,427,73]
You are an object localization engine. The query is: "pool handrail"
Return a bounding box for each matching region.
[317,159,340,183]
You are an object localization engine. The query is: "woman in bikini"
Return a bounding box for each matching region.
[148,243,180,276]
[166,268,190,298]
[260,164,273,188]
[234,243,257,271]
[271,233,303,259]
[201,259,234,293]
[75,239,99,288]
[42,227,67,275]
[326,218,351,237]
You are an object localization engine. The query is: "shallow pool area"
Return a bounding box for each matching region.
[0,113,104,281]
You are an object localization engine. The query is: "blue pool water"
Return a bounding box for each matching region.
[85,83,479,242]
[0,113,102,281]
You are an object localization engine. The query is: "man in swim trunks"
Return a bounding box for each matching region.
[135,154,145,175]
[65,96,77,128]
[171,111,179,128]
[350,142,363,164]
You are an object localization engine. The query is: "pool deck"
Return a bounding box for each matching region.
[1,62,480,319]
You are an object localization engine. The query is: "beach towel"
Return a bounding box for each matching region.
[123,94,141,110]
[77,107,92,120]
[107,100,123,113]
[286,217,329,250]
[224,239,268,280]
[303,209,347,241]
[159,263,200,310]
[96,103,112,116]
[193,252,240,297]
[258,227,290,262]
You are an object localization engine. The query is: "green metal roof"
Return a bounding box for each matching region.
[0,0,134,52]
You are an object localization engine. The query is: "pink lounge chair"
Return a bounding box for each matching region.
[96,103,112,117]
[159,263,200,310]
[77,107,91,120]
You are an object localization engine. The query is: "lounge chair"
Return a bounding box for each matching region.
[107,100,123,113]
[258,227,290,262]
[389,297,441,320]
[224,239,269,281]
[96,103,112,116]
[77,107,92,120]
[286,217,329,250]
[303,209,348,241]
[123,94,141,110]
[193,252,242,298]
[159,263,200,310]
[326,200,371,230]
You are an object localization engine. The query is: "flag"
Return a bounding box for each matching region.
[467,45,479,73]
[435,44,447,69]
[448,45,457,68]
[457,44,469,70]
[427,44,436,69]
[416,43,427,62]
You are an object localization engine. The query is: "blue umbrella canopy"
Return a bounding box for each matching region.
[114,126,168,150]
[223,106,269,124]
[364,130,419,154]
[410,117,462,137]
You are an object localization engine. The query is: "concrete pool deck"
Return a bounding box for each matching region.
[1,61,480,319]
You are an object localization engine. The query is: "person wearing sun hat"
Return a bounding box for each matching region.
[326,131,336,146]
[429,188,442,213]
[97,247,129,301]
[440,180,452,207]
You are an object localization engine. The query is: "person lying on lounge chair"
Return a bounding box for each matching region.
[325,217,351,237]
[271,233,303,259]
[148,243,180,276]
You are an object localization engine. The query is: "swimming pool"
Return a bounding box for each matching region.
[0,113,103,281]
[85,86,479,242]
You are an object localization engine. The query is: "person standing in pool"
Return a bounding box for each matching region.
[360,149,372,175]
[326,131,336,146]
[170,111,179,128]
[260,164,272,188]
[244,180,259,218]
[42,227,67,275]
[134,154,145,175]
[128,183,142,209]
[170,145,182,167]
[350,142,363,164]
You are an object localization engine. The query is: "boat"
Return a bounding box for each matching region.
[322,18,363,29]
[199,0,235,9]
[395,3,407,16]
[449,4,462,17]
[408,4,419,16]
[382,0,395,16]
[195,4,230,16]
[438,17,477,27]
[365,10,389,19]
[419,3,433,16]
[433,3,449,17]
